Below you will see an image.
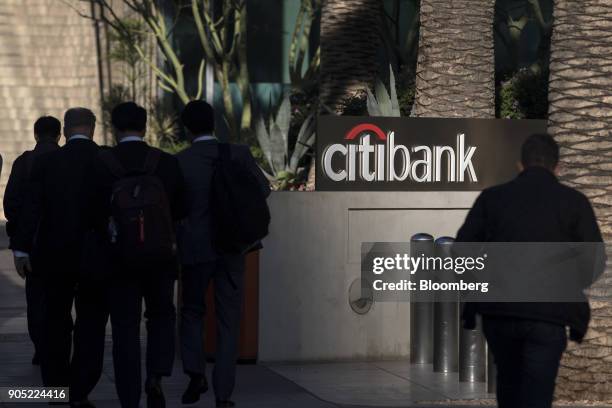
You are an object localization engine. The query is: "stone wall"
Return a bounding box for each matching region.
[0,0,102,217]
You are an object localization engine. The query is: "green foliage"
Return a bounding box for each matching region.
[499,67,549,119]
[249,144,267,172]
[494,0,552,119]
[366,65,416,117]
[192,0,250,138]
[380,0,420,72]
[367,65,401,117]
[340,93,368,116]
[108,18,146,70]
[101,85,131,145]
[290,87,318,137]
[254,94,315,190]
[107,18,149,102]
[160,141,189,155]
[147,99,183,150]
[289,0,322,94]
[101,84,184,150]
[396,69,416,117]
[495,0,552,74]
[285,0,321,186]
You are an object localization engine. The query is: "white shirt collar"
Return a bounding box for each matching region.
[68,134,90,142]
[193,135,217,143]
[119,136,145,143]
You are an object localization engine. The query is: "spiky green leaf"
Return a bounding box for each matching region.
[254,117,274,170]
[374,78,392,116]
[269,122,288,174]
[389,65,401,116]
[366,87,383,116]
[289,113,315,172]
[275,95,291,156]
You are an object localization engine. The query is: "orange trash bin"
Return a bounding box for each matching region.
[203,251,259,363]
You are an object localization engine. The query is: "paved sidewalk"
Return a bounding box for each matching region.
[271,362,492,407]
[0,249,338,408]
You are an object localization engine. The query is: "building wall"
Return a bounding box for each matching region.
[0,0,102,217]
[259,191,477,362]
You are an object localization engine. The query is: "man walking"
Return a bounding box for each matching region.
[12,108,108,408]
[177,100,270,407]
[456,133,605,408]
[5,116,60,365]
[89,102,186,408]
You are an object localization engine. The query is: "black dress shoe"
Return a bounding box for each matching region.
[32,352,40,365]
[70,400,96,408]
[181,375,208,404]
[216,400,235,407]
[145,378,166,408]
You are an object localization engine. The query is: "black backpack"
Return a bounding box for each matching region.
[210,143,270,254]
[100,148,176,267]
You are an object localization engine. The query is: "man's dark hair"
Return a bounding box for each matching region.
[521,133,559,170]
[181,100,215,135]
[111,102,147,132]
[34,116,61,139]
[64,107,96,130]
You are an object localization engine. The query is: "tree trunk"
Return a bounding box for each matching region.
[309,0,382,190]
[319,0,381,113]
[548,0,612,401]
[412,0,495,118]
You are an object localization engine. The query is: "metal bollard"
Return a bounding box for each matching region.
[433,237,459,373]
[410,233,434,365]
[459,314,486,382]
[487,345,497,393]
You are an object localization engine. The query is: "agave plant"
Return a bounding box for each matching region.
[255,95,316,189]
[366,65,401,117]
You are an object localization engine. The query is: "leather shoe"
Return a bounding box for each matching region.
[145,378,165,408]
[216,400,235,407]
[181,375,208,404]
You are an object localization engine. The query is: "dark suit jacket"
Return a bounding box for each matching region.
[89,140,187,237]
[176,140,271,265]
[4,140,58,243]
[12,139,100,272]
[456,166,605,341]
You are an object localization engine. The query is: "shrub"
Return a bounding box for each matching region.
[499,67,549,119]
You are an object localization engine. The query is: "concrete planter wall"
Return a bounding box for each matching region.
[259,191,479,362]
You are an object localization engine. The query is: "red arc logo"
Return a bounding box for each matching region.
[345,123,387,141]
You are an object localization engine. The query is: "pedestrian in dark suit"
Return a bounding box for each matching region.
[5,116,60,365]
[11,108,108,408]
[456,133,605,408]
[176,100,270,407]
[89,102,187,408]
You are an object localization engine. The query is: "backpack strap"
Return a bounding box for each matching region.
[143,148,162,175]
[99,150,127,178]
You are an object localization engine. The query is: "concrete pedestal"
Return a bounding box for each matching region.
[259,191,477,362]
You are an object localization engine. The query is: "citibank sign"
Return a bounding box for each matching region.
[316,117,546,191]
[322,127,477,183]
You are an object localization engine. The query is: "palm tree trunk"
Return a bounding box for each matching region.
[309,0,382,189]
[412,0,495,118]
[319,0,382,113]
[548,0,612,401]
